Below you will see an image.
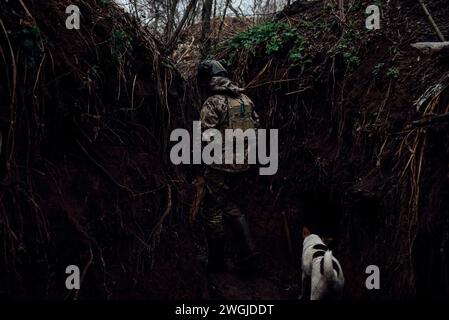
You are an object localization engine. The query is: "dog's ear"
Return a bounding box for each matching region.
[302,226,311,238]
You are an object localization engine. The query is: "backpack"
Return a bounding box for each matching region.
[226,94,255,131]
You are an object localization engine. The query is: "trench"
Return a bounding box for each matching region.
[2,0,449,300]
[189,174,344,299]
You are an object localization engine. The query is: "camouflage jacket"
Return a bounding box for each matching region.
[200,76,260,173]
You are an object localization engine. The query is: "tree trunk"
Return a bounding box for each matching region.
[166,0,198,51]
[229,3,240,17]
[200,0,214,58]
[153,1,160,31]
[217,0,232,43]
[165,0,179,40]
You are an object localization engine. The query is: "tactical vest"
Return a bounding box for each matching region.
[226,94,255,131]
[209,93,254,173]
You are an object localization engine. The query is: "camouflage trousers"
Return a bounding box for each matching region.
[201,167,246,238]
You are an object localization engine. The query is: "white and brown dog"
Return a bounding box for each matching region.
[299,227,344,300]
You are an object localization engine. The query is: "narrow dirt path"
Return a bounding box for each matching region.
[206,253,299,300]
[203,202,302,300]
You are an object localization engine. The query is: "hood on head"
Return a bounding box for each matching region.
[208,76,244,97]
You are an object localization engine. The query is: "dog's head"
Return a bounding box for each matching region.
[302,226,334,248]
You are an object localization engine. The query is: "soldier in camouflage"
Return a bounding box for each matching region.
[197,60,261,272]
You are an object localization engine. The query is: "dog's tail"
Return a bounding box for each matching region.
[323,250,337,281]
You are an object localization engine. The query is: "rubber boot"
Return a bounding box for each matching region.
[228,215,261,272]
[206,234,228,272]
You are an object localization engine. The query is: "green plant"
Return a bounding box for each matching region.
[227,22,283,54]
[226,21,310,67]
[386,67,400,79]
[266,34,282,54]
[162,61,174,70]
[111,29,132,62]
[227,22,300,55]
[21,25,45,65]
[349,1,364,12]
[343,51,361,68]
[289,37,306,61]
[298,18,334,33]
[88,64,100,78]
[22,26,42,49]
[372,63,385,77]
[335,28,362,69]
